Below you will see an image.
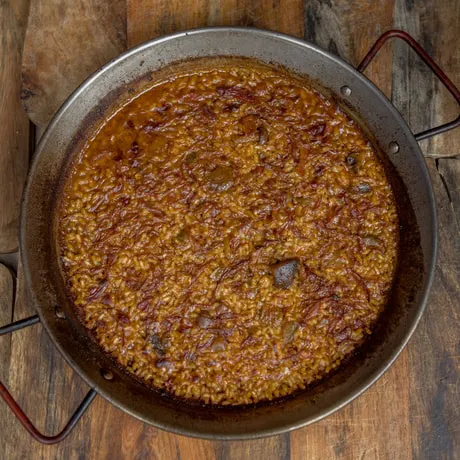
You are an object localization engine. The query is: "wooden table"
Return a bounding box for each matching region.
[1,1,458,458]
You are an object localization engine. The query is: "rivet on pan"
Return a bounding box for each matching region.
[389,141,400,154]
[340,85,352,97]
[55,306,66,319]
[101,369,114,381]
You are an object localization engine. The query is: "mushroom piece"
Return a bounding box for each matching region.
[150,333,166,356]
[271,258,300,289]
[258,126,269,145]
[238,114,259,135]
[176,227,189,243]
[208,165,234,191]
[354,183,372,194]
[196,313,213,328]
[282,321,299,344]
[211,336,227,352]
[345,154,357,166]
[155,359,174,370]
[362,234,381,247]
[184,151,197,164]
[307,123,326,137]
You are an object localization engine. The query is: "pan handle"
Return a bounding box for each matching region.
[357,29,460,141]
[0,315,97,444]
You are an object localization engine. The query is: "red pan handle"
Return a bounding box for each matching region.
[357,29,460,141]
[0,316,97,444]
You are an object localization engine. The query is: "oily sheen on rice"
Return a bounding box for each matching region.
[59,60,398,405]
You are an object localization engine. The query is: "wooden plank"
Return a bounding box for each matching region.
[0,0,30,252]
[0,265,14,457]
[127,0,304,47]
[291,354,412,460]
[2,262,89,459]
[413,159,460,460]
[21,0,127,128]
[0,264,14,376]
[392,1,460,459]
[216,435,290,460]
[304,0,394,98]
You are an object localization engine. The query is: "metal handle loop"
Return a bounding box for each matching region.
[0,316,97,444]
[357,29,460,141]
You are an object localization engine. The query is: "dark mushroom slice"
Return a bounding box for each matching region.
[184,151,197,164]
[128,141,140,156]
[208,165,234,191]
[282,321,299,344]
[224,103,241,112]
[345,154,357,166]
[196,312,213,328]
[271,258,300,289]
[150,333,166,356]
[176,227,189,243]
[353,182,373,194]
[157,103,171,113]
[362,234,381,247]
[156,359,174,370]
[211,336,227,352]
[258,125,269,145]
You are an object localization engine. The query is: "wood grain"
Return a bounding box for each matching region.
[1,0,459,458]
[127,0,304,47]
[304,0,394,98]
[290,356,413,460]
[0,264,14,376]
[21,0,127,128]
[392,1,460,459]
[3,262,94,459]
[0,264,14,454]
[0,0,30,253]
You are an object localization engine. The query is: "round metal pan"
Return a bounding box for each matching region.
[19,27,440,439]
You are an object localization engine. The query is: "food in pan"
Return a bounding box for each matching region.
[58,59,398,405]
